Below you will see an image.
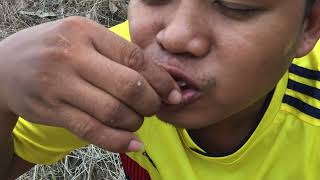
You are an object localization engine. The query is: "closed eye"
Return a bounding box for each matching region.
[213,0,260,20]
[141,0,169,6]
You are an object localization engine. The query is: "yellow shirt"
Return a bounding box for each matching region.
[13,21,320,180]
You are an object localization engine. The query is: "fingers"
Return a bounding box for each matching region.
[60,75,144,132]
[74,50,161,116]
[87,23,182,104]
[138,58,183,104]
[17,93,143,153]
[58,103,143,153]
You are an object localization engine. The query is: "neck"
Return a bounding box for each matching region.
[188,95,269,156]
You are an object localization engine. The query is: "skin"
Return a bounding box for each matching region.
[128,0,320,152]
[0,17,181,178]
[0,0,319,179]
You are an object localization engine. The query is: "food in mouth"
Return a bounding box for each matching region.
[174,77,201,105]
[160,65,202,106]
[177,80,188,89]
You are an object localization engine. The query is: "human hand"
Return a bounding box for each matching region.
[0,17,181,152]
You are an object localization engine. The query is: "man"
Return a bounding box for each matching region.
[0,0,319,179]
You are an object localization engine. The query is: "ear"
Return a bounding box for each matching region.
[295,0,320,58]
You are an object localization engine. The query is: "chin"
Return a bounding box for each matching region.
[155,110,215,130]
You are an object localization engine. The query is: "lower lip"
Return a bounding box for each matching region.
[160,89,201,111]
[181,89,201,105]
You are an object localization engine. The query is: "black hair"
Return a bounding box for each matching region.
[306,0,316,14]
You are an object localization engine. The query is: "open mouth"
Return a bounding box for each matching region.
[161,65,201,105]
[174,77,198,91]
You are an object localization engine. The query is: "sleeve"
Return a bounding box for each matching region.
[13,117,88,165]
[12,21,131,165]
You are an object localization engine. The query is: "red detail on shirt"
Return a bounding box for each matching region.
[120,153,151,180]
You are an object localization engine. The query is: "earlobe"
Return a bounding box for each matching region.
[294,1,320,58]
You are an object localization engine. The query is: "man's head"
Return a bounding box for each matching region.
[128,0,320,129]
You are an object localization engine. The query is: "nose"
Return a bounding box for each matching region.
[156,5,211,58]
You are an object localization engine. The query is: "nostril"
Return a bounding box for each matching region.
[158,42,166,51]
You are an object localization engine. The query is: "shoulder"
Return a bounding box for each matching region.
[13,117,87,164]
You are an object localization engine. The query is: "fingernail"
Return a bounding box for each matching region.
[128,140,144,152]
[167,89,182,104]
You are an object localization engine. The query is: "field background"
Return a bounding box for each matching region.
[0,0,128,179]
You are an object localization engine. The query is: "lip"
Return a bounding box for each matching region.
[157,63,202,108]
[159,89,201,111]
[158,63,200,91]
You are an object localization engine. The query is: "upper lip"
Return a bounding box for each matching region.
[158,63,200,90]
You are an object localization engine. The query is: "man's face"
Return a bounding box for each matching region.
[128,0,307,129]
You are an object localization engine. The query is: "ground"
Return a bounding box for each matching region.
[0,0,128,179]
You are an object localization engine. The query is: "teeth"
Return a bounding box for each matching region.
[177,80,187,87]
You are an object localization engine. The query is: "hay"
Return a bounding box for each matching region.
[17,145,126,180]
[0,0,128,179]
[0,0,128,39]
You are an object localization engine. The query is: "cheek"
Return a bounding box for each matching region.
[211,24,299,108]
[128,2,163,48]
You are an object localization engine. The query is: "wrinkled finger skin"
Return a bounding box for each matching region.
[0,16,179,152]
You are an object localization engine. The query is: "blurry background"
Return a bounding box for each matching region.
[0,0,128,179]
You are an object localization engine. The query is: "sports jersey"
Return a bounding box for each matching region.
[13,21,320,180]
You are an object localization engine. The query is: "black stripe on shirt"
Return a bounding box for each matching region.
[287,79,320,101]
[283,95,320,119]
[289,64,320,81]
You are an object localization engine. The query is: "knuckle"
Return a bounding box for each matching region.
[74,118,98,140]
[46,98,61,112]
[60,16,90,30]
[100,101,143,132]
[45,33,77,62]
[33,70,65,104]
[46,44,71,62]
[49,17,90,55]
[108,102,123,115]
[34,71,56,94]
[124,45,146,71]
[100,102,122,125]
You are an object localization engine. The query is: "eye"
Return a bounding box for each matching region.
[142,0,169,6]
[213,0,259,20]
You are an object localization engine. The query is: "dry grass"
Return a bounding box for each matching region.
[0,0,128,179]
[0,0,128,39]
[17,145,126,180]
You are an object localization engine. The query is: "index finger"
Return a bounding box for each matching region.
[88,22,182,104]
